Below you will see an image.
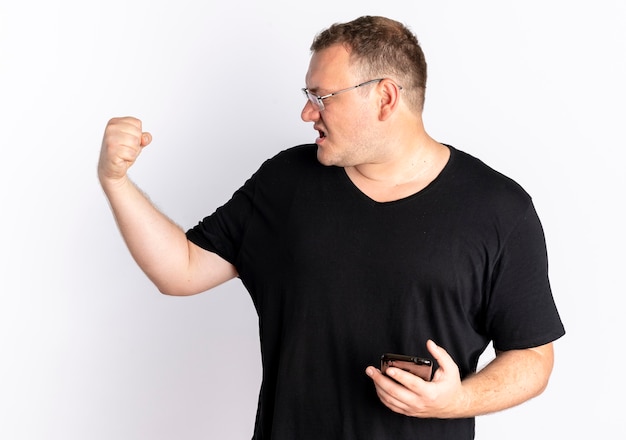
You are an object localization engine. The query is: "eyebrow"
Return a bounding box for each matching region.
[308,85,339,96]
[305,81,337,94]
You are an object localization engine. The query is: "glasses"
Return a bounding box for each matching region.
[302,78,392,111]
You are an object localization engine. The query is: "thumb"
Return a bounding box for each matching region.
[426,339,458,381]
[141,132,152,147]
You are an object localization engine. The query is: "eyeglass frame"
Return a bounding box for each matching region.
[301,78,402,111]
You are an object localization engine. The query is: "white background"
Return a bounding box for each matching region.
[1,0,624,438]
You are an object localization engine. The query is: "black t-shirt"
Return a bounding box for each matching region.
[187,144,565,440]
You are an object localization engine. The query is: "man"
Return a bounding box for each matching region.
[98,15,564,439]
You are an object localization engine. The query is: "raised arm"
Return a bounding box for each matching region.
[98,116,237,296]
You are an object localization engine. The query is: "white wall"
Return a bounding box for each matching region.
[1,0,624,438]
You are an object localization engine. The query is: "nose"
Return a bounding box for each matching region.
[301,99,319,122]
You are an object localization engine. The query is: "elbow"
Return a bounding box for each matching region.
[534,362,554,397]
[530,373,551,399]
[157,284,199,297]
[158,287,198,297]
[158,286,181,296]
[153,278,200,297]
[527,343,556,399]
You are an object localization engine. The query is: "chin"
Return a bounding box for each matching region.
[316,146,336,166]
[316,143,351,167]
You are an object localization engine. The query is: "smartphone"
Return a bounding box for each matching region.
[381,353,433,381]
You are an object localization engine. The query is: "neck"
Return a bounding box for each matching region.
[345,134,450,202]
[349,132,444,184]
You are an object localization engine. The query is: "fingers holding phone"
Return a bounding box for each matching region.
[365,340,465,418]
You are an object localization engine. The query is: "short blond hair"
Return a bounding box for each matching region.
[310,16,427,112]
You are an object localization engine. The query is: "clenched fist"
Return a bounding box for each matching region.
[98,117,152,184]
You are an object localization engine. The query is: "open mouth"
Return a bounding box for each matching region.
[315,125,327,138]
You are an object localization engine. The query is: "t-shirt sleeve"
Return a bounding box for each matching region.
[185,173,257,267]
[184,147,301,270]
[486,201,565,350]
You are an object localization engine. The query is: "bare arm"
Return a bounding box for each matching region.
[366,340,555,419]
[98,117,237,296]
[452,343,554,417]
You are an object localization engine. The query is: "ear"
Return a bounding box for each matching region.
[378,79,402,121]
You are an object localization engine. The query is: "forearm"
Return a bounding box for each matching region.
[453,343,555,418]
[98,117,238,295]
[101,175,195,294]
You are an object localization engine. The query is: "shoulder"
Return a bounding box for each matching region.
[250,144,323,185]
[239,144,322,198]
[437,146,537,231]
[264,144,318,168]
[446,145,531,203]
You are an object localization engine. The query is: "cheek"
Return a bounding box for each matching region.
[327,102,375,147]
[334,111,367,137]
